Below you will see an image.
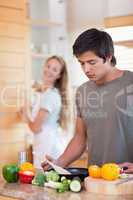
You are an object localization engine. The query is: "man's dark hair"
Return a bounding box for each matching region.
[73,28,116,66]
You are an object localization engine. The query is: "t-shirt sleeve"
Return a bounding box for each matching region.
[40,90,61,114]
[75,88,82,117]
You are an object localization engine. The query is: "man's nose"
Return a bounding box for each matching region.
[83,63,91,73]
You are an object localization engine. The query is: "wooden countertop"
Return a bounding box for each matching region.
[0,195,22,200]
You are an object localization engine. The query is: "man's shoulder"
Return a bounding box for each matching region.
[124,70,133,83]
[125,70,133,78]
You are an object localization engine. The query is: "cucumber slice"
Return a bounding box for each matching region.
[70,180,81,192]
[61,176,66,182]
[73,176,81,182]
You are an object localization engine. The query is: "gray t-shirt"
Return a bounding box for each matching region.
[76,70,133,166]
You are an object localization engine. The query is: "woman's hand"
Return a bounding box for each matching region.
[119,162,133,174]
[18,107,29,122]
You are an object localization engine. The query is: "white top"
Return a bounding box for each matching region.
[31,88,67,169]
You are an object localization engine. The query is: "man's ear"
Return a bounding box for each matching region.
[105,55,112,63]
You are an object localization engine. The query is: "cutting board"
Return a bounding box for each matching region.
[84,176,133,195]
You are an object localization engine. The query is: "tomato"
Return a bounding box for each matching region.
[2,164,19,183]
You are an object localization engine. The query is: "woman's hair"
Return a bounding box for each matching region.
[35,55,71,131]
[73,28,116,66]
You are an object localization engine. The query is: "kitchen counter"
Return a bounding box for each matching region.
[0,179,133,200]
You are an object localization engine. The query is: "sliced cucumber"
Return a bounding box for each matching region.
[73,176,81,182]
[70,179,81,192]
[61,176,66,182]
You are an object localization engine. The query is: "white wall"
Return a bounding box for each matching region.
[105,0,133,17]
[67,0,105,33]
[67,0,133,33]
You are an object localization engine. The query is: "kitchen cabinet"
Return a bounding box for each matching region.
[28,0,68,82]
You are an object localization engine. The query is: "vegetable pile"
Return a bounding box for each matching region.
[2,162,35,184]
[2,162,82,193]
[32,170,82,193]
[88,163,131,181]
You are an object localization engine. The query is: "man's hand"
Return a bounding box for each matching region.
[119,162,133,173]
[41,155,59,171]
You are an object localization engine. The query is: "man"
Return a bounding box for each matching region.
[42,28,133,172]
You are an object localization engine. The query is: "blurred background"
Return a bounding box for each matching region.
[29,0,133,87]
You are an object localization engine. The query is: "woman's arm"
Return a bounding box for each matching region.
[19,107,49,133]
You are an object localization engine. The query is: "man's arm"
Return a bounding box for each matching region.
[42,116,87,170]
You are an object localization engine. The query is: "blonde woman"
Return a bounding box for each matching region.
[19,56,71,168]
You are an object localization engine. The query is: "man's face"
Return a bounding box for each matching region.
[77,51,112,83]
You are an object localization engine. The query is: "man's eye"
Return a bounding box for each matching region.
[89,61,96,65]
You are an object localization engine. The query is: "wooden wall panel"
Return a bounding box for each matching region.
[0,111,20,129]
[0,126,27,143]
[104,15,133,28]
[0,142,26,163]
[0,7,25,23]
[0,83,25,100]
[0,37,26,53]
[0,0,26,9]
[0,100,24,111]
[0,85,25,114]
[0,82,27,112]
[0,69,25,82]
[0,106,18,113]
[0,0,31,166]
[0,22,27,38]
[0,52,25,68]
[0,100,25,114]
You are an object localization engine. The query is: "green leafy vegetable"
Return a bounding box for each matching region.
[32,171,46,186]
[46,170,60,182]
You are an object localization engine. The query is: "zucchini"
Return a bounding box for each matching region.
[70,177,81,192]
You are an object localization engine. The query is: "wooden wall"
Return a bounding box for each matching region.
[0,0,31,173]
